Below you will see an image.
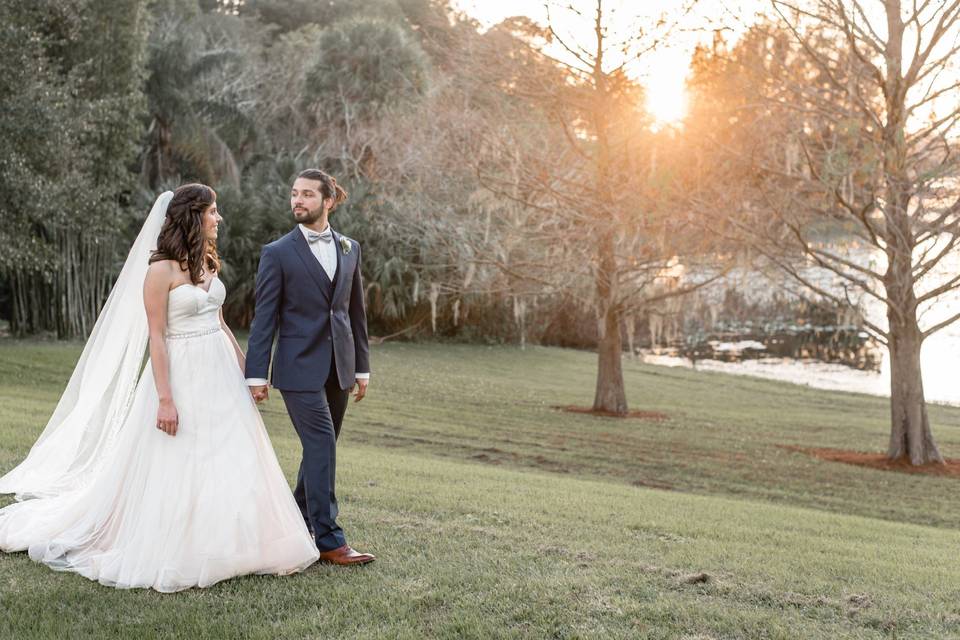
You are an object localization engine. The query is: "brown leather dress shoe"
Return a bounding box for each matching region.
[317,544,376,566]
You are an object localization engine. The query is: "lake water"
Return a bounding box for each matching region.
[640,350,960,405]
[650,244,960,406]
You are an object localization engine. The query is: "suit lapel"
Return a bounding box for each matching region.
[330,229,346,305]
[290,227,333,303]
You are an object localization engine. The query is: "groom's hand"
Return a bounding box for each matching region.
[353,378,368,402]
[250,385,269,403]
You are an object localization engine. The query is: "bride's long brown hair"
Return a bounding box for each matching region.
[149,183,220,284]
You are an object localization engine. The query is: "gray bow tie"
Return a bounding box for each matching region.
[307,228,332,244]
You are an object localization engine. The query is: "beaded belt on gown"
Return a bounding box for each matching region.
[164,326,222,340]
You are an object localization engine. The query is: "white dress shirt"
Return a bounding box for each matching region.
[300,223,338,282]
[245,223,369,386]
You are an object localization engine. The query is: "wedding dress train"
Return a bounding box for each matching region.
[0,277,319,592]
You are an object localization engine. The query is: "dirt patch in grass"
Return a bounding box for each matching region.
[471,453,502,464]
[470,447,578,475]
[631,478,676,491]
[556,405,669,421]
[782,445,960,477]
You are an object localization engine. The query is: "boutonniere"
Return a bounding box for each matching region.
[339,236,352,254]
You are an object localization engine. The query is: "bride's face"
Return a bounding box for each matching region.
[201,202,222,242]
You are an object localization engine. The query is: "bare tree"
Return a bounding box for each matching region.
[694,1,960,463]
[473,0,723,415]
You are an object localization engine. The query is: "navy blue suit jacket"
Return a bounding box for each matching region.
[245,227,370,391]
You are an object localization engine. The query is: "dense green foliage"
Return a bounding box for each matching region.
[1,341,959,637]
[0,0,571,340]
[0,0,890,361]
[0,0,148,337]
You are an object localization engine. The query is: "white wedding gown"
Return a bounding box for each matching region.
[0,277,319,592]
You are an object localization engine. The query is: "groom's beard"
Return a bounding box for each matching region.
[293,205,324,225]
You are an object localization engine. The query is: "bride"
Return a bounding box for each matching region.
[0,184,319,592]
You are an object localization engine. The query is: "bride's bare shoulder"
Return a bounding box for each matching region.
[145,260,178,287]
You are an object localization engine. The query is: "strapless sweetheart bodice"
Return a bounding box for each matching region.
[165,277,226,338]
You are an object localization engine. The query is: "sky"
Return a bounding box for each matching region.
[450,1,960,131]
[450,0,763,125]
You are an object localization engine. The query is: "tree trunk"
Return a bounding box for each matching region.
[594,300,626,414]
[593,231,627,414]
[7,231,115,339]
[588,0,626,415]
[886,320,943,464]
[883,238,943,465]
[879,3,942,465]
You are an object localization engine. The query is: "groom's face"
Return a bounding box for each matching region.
[291,178,330,225]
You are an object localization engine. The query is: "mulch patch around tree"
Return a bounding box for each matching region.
[780,445,960,477]
[555,405,669,421]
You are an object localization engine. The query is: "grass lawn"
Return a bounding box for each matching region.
[1,340,958,639]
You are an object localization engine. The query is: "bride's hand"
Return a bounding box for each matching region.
[156,399,179,436]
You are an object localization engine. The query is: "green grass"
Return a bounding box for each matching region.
[1,340,959,639]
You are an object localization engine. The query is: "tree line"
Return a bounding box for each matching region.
[2,0,959,463]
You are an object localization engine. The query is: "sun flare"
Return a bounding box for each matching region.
[451,0,701,127]
[644,54,690,127]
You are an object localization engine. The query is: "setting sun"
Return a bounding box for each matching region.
[643,51,691,126]
[452,0,707,128]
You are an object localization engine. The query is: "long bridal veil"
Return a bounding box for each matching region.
[0,192,173,500]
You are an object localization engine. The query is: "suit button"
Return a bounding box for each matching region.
[327,336,332,341]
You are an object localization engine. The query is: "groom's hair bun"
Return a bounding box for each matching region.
[297,168,348,211]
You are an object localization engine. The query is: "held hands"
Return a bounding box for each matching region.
[250,384,269,404]
[353,378,368,402]
[248,381,363,403]
[156,398,179,436]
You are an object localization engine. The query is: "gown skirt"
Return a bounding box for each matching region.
[0,322,319,592]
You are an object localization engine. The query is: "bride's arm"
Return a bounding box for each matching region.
[219,308,246,371]
[144,262,178,437]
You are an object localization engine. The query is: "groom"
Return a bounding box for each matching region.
[245,168,374,566]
